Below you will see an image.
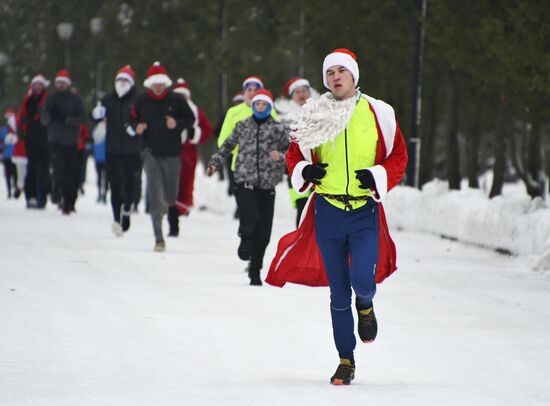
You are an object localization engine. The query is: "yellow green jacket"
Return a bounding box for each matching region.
[218,102,279,169]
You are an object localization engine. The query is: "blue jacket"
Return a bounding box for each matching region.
[93,140,106,163]
[0,126,14,159]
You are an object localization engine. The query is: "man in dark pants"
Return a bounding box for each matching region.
[18,74,51,208]
[41,70,85,214]
[131,61,194,252]
[92,65,141,236]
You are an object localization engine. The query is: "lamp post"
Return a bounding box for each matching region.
[406,0,427,188]
[0,52,8,100]
[56,22,74,70]
[90,17,104,103]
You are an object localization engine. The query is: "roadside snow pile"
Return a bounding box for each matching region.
[384,180,550,270]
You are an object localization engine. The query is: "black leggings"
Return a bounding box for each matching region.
[106,153,142,222]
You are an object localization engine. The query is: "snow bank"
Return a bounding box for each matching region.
[384,180,550,269]
[193,165,550,270]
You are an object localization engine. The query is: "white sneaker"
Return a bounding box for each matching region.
[111,222,123,237]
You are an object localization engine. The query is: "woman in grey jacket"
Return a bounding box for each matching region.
[207,89,289,285]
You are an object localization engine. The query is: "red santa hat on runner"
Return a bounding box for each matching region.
[251,89,274,108]
[322,48,359,89]
[31,74,50,88]
[242,76,263,90]
[173,78,191,98]
[115,65,135,86]
[232,92,245,104]
[143,61,173,89]
[55,70,72,86]
[282,77,310,98]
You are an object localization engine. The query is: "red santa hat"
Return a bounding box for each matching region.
[251,89,273,108]
[242,76,264,90]
[232,92,245,104]
[143,61,173,89]
[115,65,135,85]
[282,77,311,98]
[55,70,72,86]
[322,48,359,89]
[31,74,50,88]
[172,78,191,98]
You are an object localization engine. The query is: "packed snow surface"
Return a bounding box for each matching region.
[1,166,549,405]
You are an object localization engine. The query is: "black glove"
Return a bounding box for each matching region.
[355,169,377,190]
[302,163,328,185]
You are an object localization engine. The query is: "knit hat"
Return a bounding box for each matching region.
[282,77,310,98]
[322,48,359,89]
[242,76,263,90]
[232,92,245,104]
[143,61,172,89]
[54,70,72,86]
[115,65,135,85]
[31,74,50,88]
[251,89,273,108]
[172,78,191,98]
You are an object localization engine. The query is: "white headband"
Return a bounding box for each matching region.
[55,76,72,86]
[115,72,135,85]
[288,78,310,96]
[322,52,359,89]
[251,94,273,107]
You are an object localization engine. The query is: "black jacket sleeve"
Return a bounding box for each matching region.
[175,96,195,134]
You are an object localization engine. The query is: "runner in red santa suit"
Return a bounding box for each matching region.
[17,74,50,208]
[266,49,408,385]
[167,78,212,237]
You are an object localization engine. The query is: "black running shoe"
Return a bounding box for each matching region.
[121,207,131,232]
[356,300,378,343]
[248,266,262,286]
[330,358,355,385]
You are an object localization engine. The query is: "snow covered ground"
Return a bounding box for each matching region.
[1,163,550,406]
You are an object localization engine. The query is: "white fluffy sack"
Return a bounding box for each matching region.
[287,92,357,150]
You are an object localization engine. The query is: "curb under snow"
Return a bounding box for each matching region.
[384,181,550,270]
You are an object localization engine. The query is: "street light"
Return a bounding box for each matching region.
[90,17,104,103]
[56,22,74,70]
[406,0,427,189]
[0,52,9,100]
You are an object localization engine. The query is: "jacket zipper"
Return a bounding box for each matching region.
[256,124,261,186]
[119,99,123,151]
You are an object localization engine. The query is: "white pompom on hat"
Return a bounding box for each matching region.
[322,48,359,89]
[143,61,173,89]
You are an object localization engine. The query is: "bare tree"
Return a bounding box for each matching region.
[511,121,546,199]
[489,95,509,198]
[447,81,461,190]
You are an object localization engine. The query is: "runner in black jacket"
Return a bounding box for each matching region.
[41,70,85,214]
[130,62,195,252]
[92,65,141,236]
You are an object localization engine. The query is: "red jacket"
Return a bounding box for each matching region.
[266,95,408,287]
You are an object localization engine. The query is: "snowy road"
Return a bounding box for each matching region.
[1,173,549,406]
